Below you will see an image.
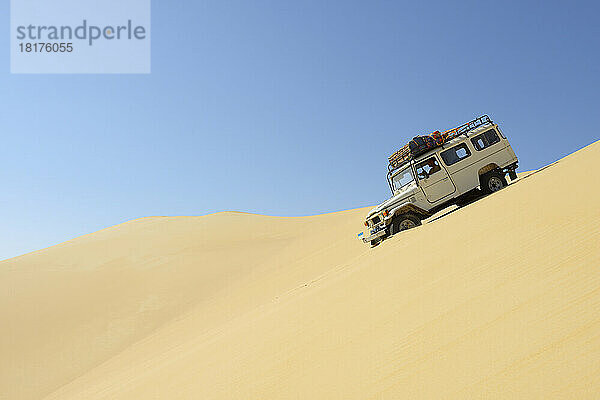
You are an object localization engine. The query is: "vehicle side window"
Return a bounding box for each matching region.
[440,143,471,166]
[415,157,441,179]
[471,129,500,151]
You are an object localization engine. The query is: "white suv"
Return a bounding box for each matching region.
[361,115,518,246]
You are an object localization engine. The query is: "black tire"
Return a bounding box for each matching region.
[481,172,507,194]
[390,213,422,235]
[370,239,380,247]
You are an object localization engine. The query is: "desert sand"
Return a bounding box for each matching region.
[2,140,599,399]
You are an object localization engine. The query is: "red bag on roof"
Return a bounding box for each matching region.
[408,131,450,158]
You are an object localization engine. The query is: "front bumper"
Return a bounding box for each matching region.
[360,224,387,243]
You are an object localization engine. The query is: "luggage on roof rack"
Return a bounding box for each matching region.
[388,115,493,172]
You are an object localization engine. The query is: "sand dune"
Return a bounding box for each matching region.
[2,141,599,399]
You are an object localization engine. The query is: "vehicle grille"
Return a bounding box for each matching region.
[371,216,381,224]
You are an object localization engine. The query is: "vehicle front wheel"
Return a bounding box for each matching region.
[391,213,421,235]
[481,172,507,194]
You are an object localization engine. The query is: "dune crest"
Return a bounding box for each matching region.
[2,141,599,399]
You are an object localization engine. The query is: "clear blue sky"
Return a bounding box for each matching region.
[1,0,599,260]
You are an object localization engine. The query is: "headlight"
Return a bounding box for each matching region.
[383,210,389,217]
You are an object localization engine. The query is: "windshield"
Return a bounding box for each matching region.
[391,166,414,192]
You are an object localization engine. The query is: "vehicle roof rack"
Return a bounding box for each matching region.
[387,114,493,174]
[447,114,492,137]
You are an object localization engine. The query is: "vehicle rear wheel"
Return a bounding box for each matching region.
[391,213,421,234]
[481,172,507,194]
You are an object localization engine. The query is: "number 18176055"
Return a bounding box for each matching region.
[19,42,73,53]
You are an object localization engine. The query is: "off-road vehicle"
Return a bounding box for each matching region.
[360,115,518,246]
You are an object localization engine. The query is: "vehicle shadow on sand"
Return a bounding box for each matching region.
[424,161,558,226]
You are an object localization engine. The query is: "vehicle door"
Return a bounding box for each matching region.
[415,155,456,203]
[439,142,479,193]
